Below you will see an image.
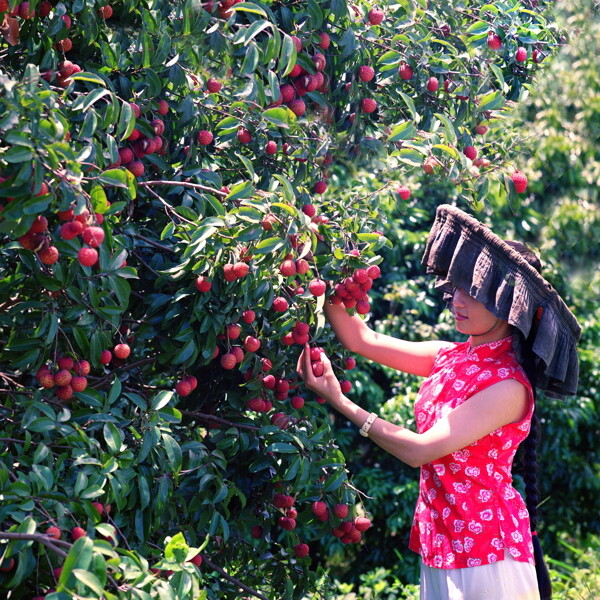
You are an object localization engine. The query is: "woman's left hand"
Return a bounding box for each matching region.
[296,344,343,407]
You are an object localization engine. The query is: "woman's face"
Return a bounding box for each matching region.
[451,287,510,342]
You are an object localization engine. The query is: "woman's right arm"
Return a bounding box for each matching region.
[324,301,449,377]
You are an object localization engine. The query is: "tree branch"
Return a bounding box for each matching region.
[181,410,260,432]
[0,531,70,557]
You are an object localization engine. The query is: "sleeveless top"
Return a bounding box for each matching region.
[408,336,536,569]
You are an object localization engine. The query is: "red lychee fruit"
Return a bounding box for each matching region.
[98,4,112,18]
[360,98,377,113]
[318,32,330,49]
[176,380,192,396]
[515,47,527,62]
[242,309,255,323]
[226,323,241,339]
[56,384,73,401]
[54,369,72,387]
[82,226,105,248]
[463,145,477,160]
[313,180,327,194]
[220,353,236,370]
[358,65,375,82]
[308,279,326,297]
[197,130,213,146]
[100,350,112,365]
[206,78,222,93]
[113,343,131,359]
[288,98,306,117]
[265,140,277,155]
[354,516,371,531]
[71,526,86,541]
[127,161,145,177]
[71,376,87,392]
[340,380,352,394]
[195,275,212,292]
[46,526,61,539]
[78,247,98,267]
[244,336,261,352]
[157,99,169,115]
[280,259,297,276]
[396,185,411,200]
[272,297,289,312]
[237,128,252,144]
[39,246,59,265]
[290,395,304,409]
[301,203,316,218]
[74,360,90,375]
[487,31,502,50]
[30,215,48,233]
[233,262,249,278]
[273,494,295,509]
[311,361,324,377]
[427,77,439,92]
[510,170,528,193]
[250,525,263,539]
[278,516,296,530]
[291,35,302,51]
[334,503,349,519]
[367,8,384,25]
[294,543,309,558]
[398,63,414,80]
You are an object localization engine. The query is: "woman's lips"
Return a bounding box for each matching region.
[454,311,467,321]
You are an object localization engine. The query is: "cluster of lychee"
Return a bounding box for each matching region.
[107,100,170,179]
[35,344,130,400]
[328,264,381,315]
[174,374,198,396]
[256,493,372,550]
[35,356,91,401]
[1,0,80,52]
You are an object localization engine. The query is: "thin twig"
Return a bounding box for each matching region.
[201,555,269,600]
[181,410,260,432]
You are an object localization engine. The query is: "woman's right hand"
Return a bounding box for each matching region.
[296,344,343,408]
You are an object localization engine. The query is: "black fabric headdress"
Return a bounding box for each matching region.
[421,204,581,399]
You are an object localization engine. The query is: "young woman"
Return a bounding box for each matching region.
[296,204,581,600]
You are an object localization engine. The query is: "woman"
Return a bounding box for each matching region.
[296,204,581,600]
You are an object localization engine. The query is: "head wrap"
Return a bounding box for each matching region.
[421,204,581,399]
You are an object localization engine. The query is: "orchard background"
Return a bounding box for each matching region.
[0,0,598,597]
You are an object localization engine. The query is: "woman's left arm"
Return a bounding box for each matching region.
[297,344,528,469]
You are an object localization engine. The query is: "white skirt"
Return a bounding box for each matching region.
[420,555,540,600]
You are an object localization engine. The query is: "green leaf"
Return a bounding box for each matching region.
[432,144,459,160]
[70,72,107,86]
[4,146,34,163]
[117,102,135,141]
[242,19,273,45]
[434,112,457,144]
[162,434,182,475]
[254,236,284,254]
[71,569,106,595]
[152,391,174,410]
[164,532,189,563]
[263,107,290,128]
[98,168,128,188]
[476,91,505,112]
[231,1,268,16]
[265,442,298,453]
[387,121,416,142]
[279,34,297,76]
[322,468,347,492]
[103,422,123,454]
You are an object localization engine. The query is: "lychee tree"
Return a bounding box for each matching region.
[0,0,562,598]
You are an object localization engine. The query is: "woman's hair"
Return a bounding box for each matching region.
[506,240,553,600]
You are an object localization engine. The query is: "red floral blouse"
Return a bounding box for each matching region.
[408,336,536,569]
